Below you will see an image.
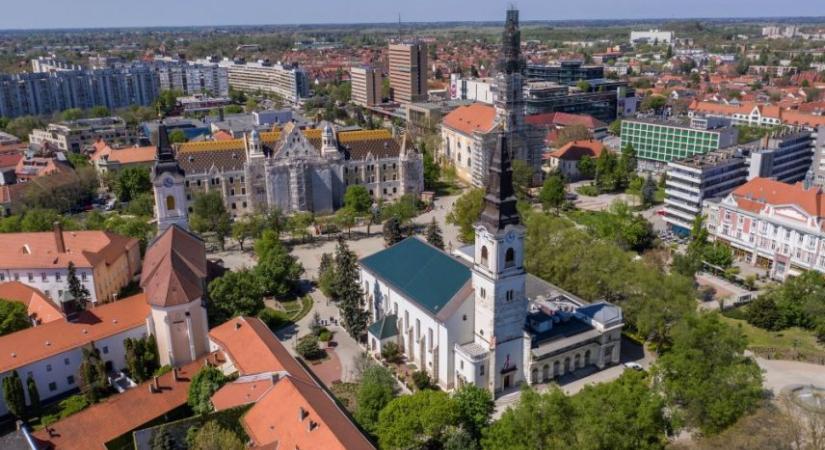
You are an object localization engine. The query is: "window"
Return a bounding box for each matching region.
[0,274,4,281]
[479,365,485,376]
[166,195,176,211]
[55,273,61,282]
[505,248,515,268]
[102,346,109,355]
[81,272,87,282]
[506,290,514,302]
[46,364,52,372]
[48,382,57,392]
[480,246,489,267]
[64,358,70,365]
[28,273,33,282]
[13,273,19,281]
[41,273,47,282]
[66,375,74,385]
[460,360,464,369]
[480,287,486,298]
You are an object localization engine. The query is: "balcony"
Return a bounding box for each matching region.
[665,197,700,213]
[665,179,700,194]
[665,188,700,204]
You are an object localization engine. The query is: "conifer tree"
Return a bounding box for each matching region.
[425,218,444,250]
[66,262,90,310]
[333,239,370,339]
[2,370,26,419]
[26,374,40,415]
[383,216,403,247]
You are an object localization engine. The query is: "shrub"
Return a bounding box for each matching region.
[746,296,782,331]
[381,342,401,364]
[576,184,599,197]
[154,365,173,377]
[296,335,325,360]
[411,370,432,391]
[318,329,333,342]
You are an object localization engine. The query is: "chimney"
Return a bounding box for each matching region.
[173,367,179,382]
[54,221,65,253]
[152,376,160,392]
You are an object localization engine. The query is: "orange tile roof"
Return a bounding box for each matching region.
[211,374,276,411]
[545,140,605,161]
[0,281,63,324]
[730,178,825,218]
[690,100,825,128]
[241,375,374,450]
[212,130,235,141]
[0,293,150,373]
[0,229,138,270]
[442,103,497,135]
[140,226,206,308]
[209,317,310,381]
[32,355,210,450]
[525,112,606,129]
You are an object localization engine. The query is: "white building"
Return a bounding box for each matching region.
[360,132,622,396]
[449,74,496,105]
[196,58,309,104]
[705,178,825,280]
[630,30,674,45]
[440,103,499,187]
[29,117,138,153]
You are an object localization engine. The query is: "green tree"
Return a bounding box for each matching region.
[425,218,445,250]
[187,366,227,415]
[376,390,459,449]
[511,160,534,199]
[655,313,763,434]
[207,269,265,324]
[295,334,324,360]
[555,124,592,147]
[447,188,485,243]
[756,271,825,331]
[317,252,337,298]
[609,119,622,136]
[61,108,85,121]
[423,149,441,189]
[89,106,110,118]
[746,296,782,331]
[168,129,187,144]
[154,90,182,116]
[355,363,397,431]
[190,191,232,250]
[190,421,244,450]
[382,216,403,247]
[335,207,357,238]
[286,212,314,243]
[482,386,576,450]
[576,80,592,92]
[641,174,657,207]
[114,167,152,202]
[703,242,733,269]
[2,370,26,419]
[150,425,177,450]
[20,209,63,232]
[0,300,31,336]
[5,116,44,141]
[125,192,155,216]
[641,95,668,112]
[26,374,40,416]
[344,185,372,214]
[231,215,262,251]
[539,175,566,214]
[79,346,109,403]
[577,155,596,179]
[66,261,91,310]
[453,384,494,441]
[253,230,303,298]
[333,239,370,339]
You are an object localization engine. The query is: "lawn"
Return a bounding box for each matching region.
[720,315,825,361]
[259,295,314,331]
[330,381,359,413]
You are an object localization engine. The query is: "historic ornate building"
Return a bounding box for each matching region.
[174,122,423,216]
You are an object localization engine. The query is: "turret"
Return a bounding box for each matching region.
[321,122,339,158]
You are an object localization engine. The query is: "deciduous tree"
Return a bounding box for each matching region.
[187,366,227,415]
[447,188,485,243]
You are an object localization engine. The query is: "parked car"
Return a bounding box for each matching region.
[623,362,644,371]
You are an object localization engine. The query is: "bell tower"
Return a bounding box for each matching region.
[152,123,189,234]
[472,131,528,394]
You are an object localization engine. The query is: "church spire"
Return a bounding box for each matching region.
[499,7,524,76]
[154,123,184,177]
[479,132,520,232]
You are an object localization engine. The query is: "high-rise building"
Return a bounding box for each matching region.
[350,66,383,107]
[156,62,229,97]
[388,42,428,104]
[525,61,604,84]
[197,58,308,104]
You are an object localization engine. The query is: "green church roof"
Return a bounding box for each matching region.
[368,314,399,340]
[359,237,471,316]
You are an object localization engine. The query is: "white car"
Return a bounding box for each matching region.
[623,362,644,371]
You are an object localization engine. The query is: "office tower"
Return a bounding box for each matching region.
[351,66,383,107]
[388,42,428,104]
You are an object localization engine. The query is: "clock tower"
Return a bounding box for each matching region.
[472,131,528,394]
[152,124,189,234]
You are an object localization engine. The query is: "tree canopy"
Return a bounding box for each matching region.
[190,191,232,250]
[0,300,31,336]
[447,188,485,243]
[187,366,228,415]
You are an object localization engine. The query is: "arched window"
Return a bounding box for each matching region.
[480,246,489,267]
[505,247,515,268]
[165,195,175,211]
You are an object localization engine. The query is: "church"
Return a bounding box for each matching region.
[359,131,623,396]
[173,122,424,216]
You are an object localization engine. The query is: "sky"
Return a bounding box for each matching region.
[0,0,823,30]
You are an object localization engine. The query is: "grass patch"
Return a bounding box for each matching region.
[330,381,359,413]
[259,295,314,331]
[575,184,600,197]
[32,395,89,430]
[720,315,825,358]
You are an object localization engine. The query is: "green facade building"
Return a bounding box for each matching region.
[620,118,738,171]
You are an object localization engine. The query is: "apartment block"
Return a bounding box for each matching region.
[621,117,739,172]
[29,117,138,153]
[351,66,383,107]
[199,58,309,104]
[388,42,428,104]
[449,74,496,104]
[156,62,229,96]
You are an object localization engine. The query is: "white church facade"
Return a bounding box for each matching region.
[359,132,623,395]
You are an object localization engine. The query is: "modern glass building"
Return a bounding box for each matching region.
[621,118,739,172]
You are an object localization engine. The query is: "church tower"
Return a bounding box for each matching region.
[152,124,189,234]
[471,132,528,394]
[321,122,340,159]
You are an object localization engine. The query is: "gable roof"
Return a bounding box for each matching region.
[367,313,398,340]
[729,177,825,218]
[0,281,63,324]
[525,112,607,130]
[0,293,150,373]
[241,375,375,450]
[140,226,207,308]
[442,103,497,135]
[211,374,277,411]
[0,229,138,270]
[359,237,471,316]
[545,140,605,161]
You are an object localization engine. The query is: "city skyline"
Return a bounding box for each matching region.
[1,0,824,30]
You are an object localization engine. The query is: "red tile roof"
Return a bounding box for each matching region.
[545,140,605,161]
[690,100,825,128]
[241,375,374,450]
[525,112,607,130]
[140,226,206,308]
[730,178,825,218]
[442,103,497,135]
[0,293,150,373]
[91,143,156,165]
[32,355,211,450]
[211,374,276,411]
[0,228,138,270]
[0,281,63,324]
